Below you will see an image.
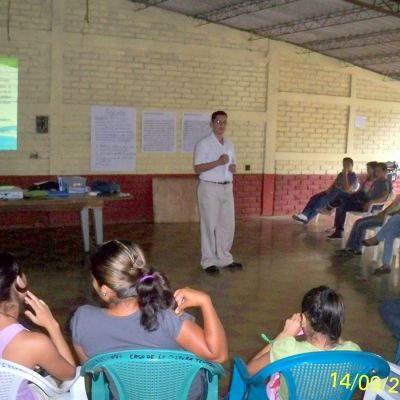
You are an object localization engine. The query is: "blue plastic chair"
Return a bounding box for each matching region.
[81,349,224,400]
[395,341,400,364]
[226,351,390,400]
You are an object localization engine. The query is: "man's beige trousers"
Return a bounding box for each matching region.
[197,181,235,269]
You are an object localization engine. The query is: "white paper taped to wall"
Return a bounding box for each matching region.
[91,106,136,172]
[182,112,211,153]
[142,111,176,152]
[355,115,367,128]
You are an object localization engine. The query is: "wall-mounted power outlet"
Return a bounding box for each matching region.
[29,152,39,159]
[36,116,49,134]
[245,164,251,171]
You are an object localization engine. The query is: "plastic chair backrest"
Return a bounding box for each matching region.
[81,349,224,400]
[363,361,400,400]
[0,358,79,400]
[227,351,390,400]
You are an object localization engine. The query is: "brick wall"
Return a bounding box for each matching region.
[274,174,336,215]
[0,0,269,178]
[356,78,400,102]
[353,108,400,154]
[3,0,400,223]
[63,46,267,111]
[58,109,266,175]
[63,0,268,51]
[0,174,263,228]
[277,101,348,154]
[279,62,351,97]
[0,0,52,31]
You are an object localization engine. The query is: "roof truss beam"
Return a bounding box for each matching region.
[343,0,400,17]
[345,50,400,65]
[303,28,400,51]
[193,0,301,23]
[131,0,169,8]
[386,72,400,80]
[253,7,383,36]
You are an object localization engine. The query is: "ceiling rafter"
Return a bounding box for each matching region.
[130,0,169,10]
[387,72,400,80]
[303,28,400,51]
[343,0,400,17]
[345,50,400,65]
[252,7,383,36]
[193,0,301,23]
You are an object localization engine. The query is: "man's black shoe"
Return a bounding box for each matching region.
[335,249,354,257]
[204,265,219,274]
[225,262,243,269]
[327,231,342,239]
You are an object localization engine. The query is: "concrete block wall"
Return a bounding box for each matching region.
[279,62,351,97]
[271,49,400,215]
[2,0,400,226]
[277,101,348,154]
[353,108,400,154]
[356,78,400,102]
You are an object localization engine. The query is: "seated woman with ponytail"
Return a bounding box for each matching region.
[70,240,227,397]
[0,252,76,399]
[247,286,360,399]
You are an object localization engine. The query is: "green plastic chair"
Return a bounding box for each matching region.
[226,351,390,400]
[81,349,224,400]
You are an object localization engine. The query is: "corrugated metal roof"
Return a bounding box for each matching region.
[136,0,400,80]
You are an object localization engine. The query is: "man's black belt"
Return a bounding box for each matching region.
[203,181,232,185]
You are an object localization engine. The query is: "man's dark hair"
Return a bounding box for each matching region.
[367,161,378,169]
[211,111,228,122]
[342,157,354,166]
[377,162,388,172]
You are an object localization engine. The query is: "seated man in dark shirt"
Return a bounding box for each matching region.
[327,162,392,239]
[292,157,359,224]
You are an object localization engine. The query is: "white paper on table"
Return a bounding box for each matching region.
[91,106,136,172]
[182,112,211,153]
[142,111,176,152]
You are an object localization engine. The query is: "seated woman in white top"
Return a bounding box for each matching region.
[0,252,75,399]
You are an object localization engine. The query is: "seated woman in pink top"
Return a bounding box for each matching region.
[0,252,75,399]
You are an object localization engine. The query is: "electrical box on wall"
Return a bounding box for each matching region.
[36,116,49,134]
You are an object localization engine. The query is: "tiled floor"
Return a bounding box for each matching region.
[1,216,399,394]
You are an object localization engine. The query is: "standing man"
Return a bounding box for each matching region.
[194,111,242,274]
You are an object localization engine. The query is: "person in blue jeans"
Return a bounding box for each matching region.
[380,299,400,360]
[326,162,392,239]
[363,214,400,275]
[292,158,359,224]
[336,195,400,258]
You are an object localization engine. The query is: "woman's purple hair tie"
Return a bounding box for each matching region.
[139,273,155,283]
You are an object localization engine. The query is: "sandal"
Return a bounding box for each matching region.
[362,238,379,247]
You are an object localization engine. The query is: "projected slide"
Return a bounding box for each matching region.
[0,58,18,150]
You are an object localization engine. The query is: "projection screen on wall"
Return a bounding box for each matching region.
[0,58,18,150]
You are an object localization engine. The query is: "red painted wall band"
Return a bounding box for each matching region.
[0,174,264,228]
[5,173,391,226]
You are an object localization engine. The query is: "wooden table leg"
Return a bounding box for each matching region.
[80,208,90,252]
[92,207,103,245]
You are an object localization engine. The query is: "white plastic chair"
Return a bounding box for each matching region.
[362,215,400,269]
[342,201,388,248]
[363,361,400,399]
[0,359,84,400]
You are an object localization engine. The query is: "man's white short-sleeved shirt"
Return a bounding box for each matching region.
[194,133,236,183]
